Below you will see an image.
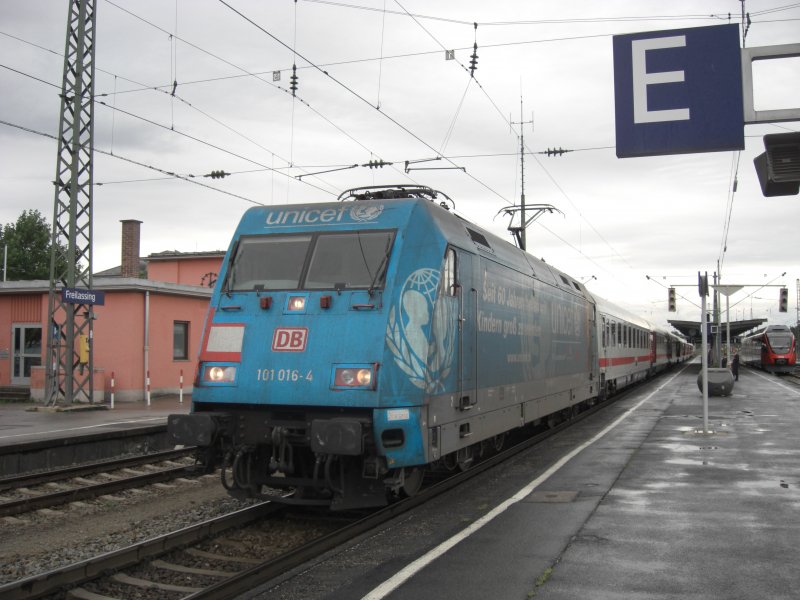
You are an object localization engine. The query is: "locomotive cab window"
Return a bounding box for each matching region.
[766,331,793,353]
[225,231,394,291]
[227,235,311,291]
[442,247,457,296]
[305,231,394,290]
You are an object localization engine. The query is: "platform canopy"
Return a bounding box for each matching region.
[668,318,766,343]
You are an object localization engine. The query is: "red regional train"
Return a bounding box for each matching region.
[739,324,797,374]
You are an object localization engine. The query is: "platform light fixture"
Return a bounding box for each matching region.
[753,132,800,197]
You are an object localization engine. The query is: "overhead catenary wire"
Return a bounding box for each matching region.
[390,1,640,275]
[98,3,421,188]
[300,1,800,26]
[718,150,742,273]
[219,0,511,205]
[2,20,414,193]
[0,118,267,206]
[390,0,658,285]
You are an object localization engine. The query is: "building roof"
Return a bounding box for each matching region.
[0,278,213,299]
[668,318,767,341]
[146,250,226,261]
[93,259,148,278]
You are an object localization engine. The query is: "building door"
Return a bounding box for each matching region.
[12,325,42,385]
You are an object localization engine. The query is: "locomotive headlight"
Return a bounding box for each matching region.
[203,365,237,383]
[333,365,377,389]
[287,296,306,311]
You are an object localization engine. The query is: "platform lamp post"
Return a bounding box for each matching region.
[699,272,709,434]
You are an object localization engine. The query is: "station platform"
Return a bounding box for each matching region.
[248,361,800,600]
[0,395,190,449]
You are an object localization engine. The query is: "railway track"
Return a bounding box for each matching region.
[0,448,198,518]
[0,384,628,600]
[784,369,800,386]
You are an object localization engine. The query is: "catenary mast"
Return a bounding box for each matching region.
[45,0,97,405]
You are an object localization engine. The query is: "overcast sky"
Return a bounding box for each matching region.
[1,0,798,329]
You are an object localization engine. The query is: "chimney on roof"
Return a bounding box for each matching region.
[120,219,142,278]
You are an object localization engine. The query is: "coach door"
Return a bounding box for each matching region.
[456,250,477,409]
[650,332,657,367]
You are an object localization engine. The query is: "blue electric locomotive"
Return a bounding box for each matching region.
[168,186,675,509]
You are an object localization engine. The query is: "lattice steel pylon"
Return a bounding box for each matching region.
[45,0,97,406]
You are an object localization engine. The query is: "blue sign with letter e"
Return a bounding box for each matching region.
[613,24,744,158]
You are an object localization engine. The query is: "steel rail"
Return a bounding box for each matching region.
[0,447,195,492]
[0,464,199,518]
[0,502,282,600]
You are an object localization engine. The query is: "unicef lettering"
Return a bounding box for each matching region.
[264,204,384,227]
[265,207,347,226]
[551,303,582,337]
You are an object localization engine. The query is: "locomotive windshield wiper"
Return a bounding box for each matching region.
[223,240,240,296]
[368,236,392,297]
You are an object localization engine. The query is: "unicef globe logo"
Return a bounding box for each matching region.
[403,268,439,305]
[350,204,384,222]
[386,268,455,392]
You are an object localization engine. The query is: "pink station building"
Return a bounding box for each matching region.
[0,220,223,402]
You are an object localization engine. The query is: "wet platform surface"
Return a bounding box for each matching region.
[0,395,190,449]
[244,361,800,600]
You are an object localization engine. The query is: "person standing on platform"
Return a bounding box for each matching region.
[731,351,739,381]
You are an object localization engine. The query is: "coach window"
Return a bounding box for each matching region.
[601,317,606,347]
[173,321,189,360]
[443,247,457,296]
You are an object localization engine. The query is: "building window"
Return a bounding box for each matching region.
[173,321,189,360]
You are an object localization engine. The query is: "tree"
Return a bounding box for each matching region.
[1,210,69,281]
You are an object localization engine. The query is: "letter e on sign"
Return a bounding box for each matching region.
[272,327,308,352]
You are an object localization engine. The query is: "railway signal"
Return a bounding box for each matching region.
[779,287,788,312]
[668,287,676,312]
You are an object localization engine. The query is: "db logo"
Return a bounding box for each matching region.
[272,327,308,352]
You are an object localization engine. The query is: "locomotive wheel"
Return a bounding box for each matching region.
[492,433,506,452]
[457,447,475,472]
[441,452,459,471]
[400,467,425,497]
